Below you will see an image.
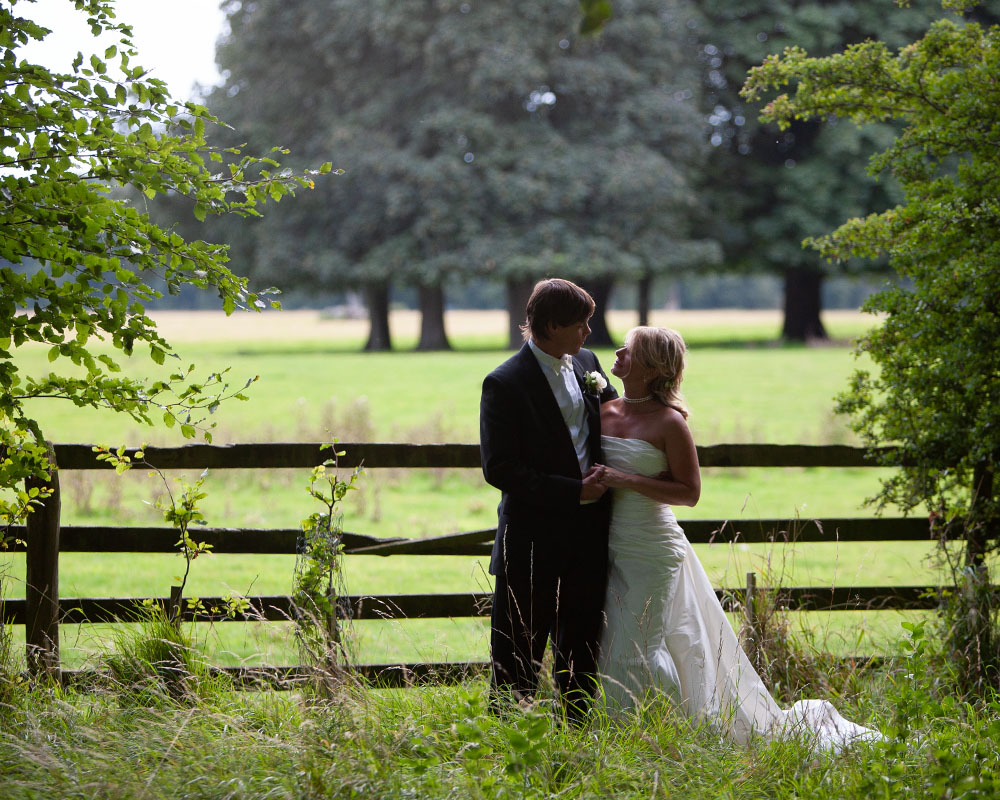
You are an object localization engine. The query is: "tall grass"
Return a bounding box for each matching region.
[98,604,213,703]
[2,644,998,799]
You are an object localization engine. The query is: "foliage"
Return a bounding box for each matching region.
[94,445,215,610]
[0,434,49,547]
[3,653,1000,799]
[693,0,941,339]
[743,3,1000,523]
[744,0,1000,689]
[739,566,869,705]
[0,615,23,707]
[933,560,999,695]
[0,0,329,525]
[185,0,717,344]
[100,602,209,702]
[293,444,362,685]
[90,445,251,698]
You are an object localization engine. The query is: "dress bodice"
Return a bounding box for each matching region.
[601,435,668,476]
[600,435,682,544]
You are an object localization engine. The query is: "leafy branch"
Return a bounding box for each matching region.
[293,443,363,683]
[1,0,339,522]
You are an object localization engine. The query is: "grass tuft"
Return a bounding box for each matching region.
[99,605,218,704]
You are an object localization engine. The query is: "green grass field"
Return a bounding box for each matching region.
[1,308,941,667]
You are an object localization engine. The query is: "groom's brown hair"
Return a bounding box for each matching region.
[521,278,595,343]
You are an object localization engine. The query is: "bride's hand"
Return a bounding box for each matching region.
[581,465,608,501]
[591,463,631,489]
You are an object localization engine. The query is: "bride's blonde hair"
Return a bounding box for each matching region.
[625,326,689,418]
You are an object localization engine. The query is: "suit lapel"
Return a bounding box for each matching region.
[517,345,580,466]
[573,355,604,465]
[572,357,601,431]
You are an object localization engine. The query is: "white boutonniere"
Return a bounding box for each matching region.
[583,370,607,395]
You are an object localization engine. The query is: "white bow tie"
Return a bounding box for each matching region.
[557,354,574,373]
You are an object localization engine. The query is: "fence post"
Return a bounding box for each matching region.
[744,571,761,671]
[25,450,61,680]
[968,462,993,568]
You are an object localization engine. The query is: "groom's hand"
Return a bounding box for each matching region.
[581,466,608,502]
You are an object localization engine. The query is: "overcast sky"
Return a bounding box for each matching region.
[20,0,227,101]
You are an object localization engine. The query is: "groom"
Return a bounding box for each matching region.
[480,278,617,720]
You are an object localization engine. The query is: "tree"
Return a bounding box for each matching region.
[694,0,937,340]
[0,0,324,529]
[745,0,1000,687]
[196,0,717,350]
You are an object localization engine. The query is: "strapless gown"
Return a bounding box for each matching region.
[598,436,882,751]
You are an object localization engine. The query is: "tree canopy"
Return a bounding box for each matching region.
[695,0,939,340]
[744,1,1000,530]
[193,0,718,349]
[0,0,324,528]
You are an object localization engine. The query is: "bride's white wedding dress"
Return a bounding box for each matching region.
[598,436,882,751]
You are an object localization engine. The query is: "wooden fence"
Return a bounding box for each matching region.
[1,441,953,688]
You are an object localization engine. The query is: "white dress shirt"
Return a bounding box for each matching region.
[529,339,592,477]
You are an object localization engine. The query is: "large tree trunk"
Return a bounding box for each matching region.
[505,278,533,349]
[416,283,451,351]
[582,277,615,347]
[637,275,652,327]
[781,268,828,341]
[363,281,392,351]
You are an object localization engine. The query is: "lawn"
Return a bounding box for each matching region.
[1,308,940,667]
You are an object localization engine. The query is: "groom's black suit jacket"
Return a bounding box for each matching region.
[480,343,617,576]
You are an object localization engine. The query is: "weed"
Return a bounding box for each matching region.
[293,443,363,693]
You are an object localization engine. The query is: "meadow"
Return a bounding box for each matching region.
[1,308,938,668]
[6,308,997,800]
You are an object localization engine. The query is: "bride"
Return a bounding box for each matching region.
[591,326,881,751]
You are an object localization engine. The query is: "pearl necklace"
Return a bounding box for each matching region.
[622,394,653,404]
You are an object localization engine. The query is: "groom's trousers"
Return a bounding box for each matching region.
[490,501,609,720]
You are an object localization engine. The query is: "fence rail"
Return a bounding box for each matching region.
[48,441,899,470]
[1,441,950,687]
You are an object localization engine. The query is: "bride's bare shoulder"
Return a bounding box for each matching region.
[657,406,693,445]
[659,405,688,426]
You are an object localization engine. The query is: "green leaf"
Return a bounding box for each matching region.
[0,0,326,477]
[579,0,612,34]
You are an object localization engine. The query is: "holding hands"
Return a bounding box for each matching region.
[591,464,673,488]
[589,461,698,507]
[580,465,609,501]
[588,463,629,489]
